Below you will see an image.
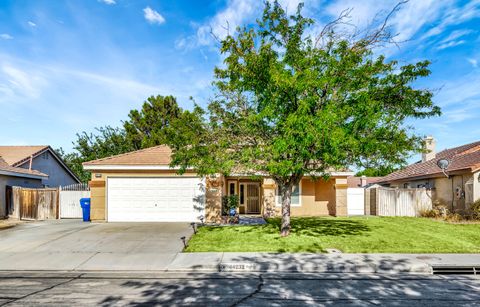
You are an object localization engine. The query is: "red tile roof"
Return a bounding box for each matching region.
[347,176,383,188]
[83,145,172,166]
[380,140,480,183]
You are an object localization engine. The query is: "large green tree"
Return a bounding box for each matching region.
[125,95,182,149]
[169,1,440,236]
[59,95,187,182]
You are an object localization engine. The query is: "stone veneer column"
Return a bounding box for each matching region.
[262,178,277,217]
[204,174,224,223]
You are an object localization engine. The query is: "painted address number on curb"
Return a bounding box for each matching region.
[219,263,258,271]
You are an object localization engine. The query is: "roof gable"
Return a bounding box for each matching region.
[0,146,48,166]
[0,156,48,178]
[83,145,172,166]
[0,146,81,183]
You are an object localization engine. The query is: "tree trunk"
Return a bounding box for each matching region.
[280,184,292,237]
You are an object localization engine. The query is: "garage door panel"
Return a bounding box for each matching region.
[107,177,205,222]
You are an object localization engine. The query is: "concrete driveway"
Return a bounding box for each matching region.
[0,220,193,271]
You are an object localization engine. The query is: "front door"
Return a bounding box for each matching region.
[239,182,260,214]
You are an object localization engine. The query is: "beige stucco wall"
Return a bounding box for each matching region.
[90,185,106,221]
[473,171,480,204]
[262,177,345,217]
[433,177,452,207]
[434,174,473,211]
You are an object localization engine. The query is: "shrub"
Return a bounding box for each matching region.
[419,209,439,218]
[419,207,447,219]
[469,199,480,220]
[222,195,239,216]
[445,212,463,223]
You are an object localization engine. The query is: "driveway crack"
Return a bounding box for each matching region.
[0,273,84,306]
[230,274,264,307]
[73,252,100,270]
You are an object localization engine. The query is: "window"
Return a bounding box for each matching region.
[227,181,237,196]
[240,184,245,205]
[276,182,301,206]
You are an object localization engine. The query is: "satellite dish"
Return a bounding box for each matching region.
[436,159,449,170]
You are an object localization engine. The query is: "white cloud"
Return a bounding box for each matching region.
[434,71,480,107]
[468,58,478,68]
[443,105,478,123]
[439,29,473,44]
[0,34,13,40]
[422,0,480,40]
[176,0,319,50]
[99,0,116,5]
[0,65,47,102]
[437,40,465,50]
[143,7,165,25]
[436,29,473,49]
[28,21,37,27]
[197,0,259,46]
[325,0,448,43]
[174,37,187,50]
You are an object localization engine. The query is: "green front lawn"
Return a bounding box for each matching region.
[186,217,480,253]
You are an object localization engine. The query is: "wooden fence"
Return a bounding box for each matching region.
[10,187,59,220]
[366,187,433,217]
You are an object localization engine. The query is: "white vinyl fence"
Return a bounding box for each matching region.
[59,183,90,219]
[369,187,433,217]
[347,188,365,215]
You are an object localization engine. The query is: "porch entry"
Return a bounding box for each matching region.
[227,180,261,214]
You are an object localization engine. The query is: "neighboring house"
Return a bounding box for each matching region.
[347,176,383,189]
[0,146,80,187]
[0,157,47,218]
[378,137,480,211]
[83,145,354,223]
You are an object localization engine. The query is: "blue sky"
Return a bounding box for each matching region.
[0,0,479,163]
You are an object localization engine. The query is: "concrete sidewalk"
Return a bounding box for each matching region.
[168,253,480,274]
[0,251,479,273]
[0,220,478,274]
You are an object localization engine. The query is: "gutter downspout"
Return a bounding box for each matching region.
[29,155,33,170]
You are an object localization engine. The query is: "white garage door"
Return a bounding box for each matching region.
[347,188,365,215]
[107,177,205,222]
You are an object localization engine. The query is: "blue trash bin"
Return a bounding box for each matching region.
[80,198,91,222]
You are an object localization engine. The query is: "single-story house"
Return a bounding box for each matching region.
[378,137,480,211]
[0,157,48,218]
[0,146,80,187]
[83,145,354,223]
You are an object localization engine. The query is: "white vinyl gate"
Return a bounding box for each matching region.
[59,183,90,219]
[347,188,365,215]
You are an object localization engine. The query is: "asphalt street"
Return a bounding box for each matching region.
[0,272,479,306]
